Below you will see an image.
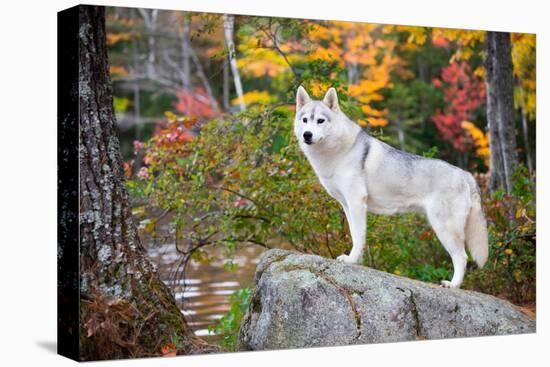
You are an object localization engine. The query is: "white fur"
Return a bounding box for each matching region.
[294,87,489,289]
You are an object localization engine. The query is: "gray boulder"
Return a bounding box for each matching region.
[239,249,535,350]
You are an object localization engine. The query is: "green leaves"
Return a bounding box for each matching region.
[208,288,252,350]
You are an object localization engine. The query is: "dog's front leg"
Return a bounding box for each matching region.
[337,192,367,264]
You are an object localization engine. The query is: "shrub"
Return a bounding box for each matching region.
[208,288,251,351]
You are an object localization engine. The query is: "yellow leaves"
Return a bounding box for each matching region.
[164,111,177,122]
[236,36,291,78]
[349,80,386,102]
[473,66,485,78]
[307,46,343,65]
[397,25,428,45]
[512,33,536,119]
[308,24,331,41]
[513,269,522,283]
[462,121,490,165]
[231,90,275,106]
[432,28,484,61]
[308,80,332,98]
[237,49,288,78]
[357,119,369,127]
[504,249,513,256]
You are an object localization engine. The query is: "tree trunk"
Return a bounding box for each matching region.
[77,6,216,360]
[485,32,505,191]
[137,8,158,79]
[518,84,533,174]
[223,58,230,110]
[485,31,518,193]
[131,11,142,141]
[223,14,245,111]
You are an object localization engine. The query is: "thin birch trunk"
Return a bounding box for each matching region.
[518,84,533,174]
[223,14,245,111]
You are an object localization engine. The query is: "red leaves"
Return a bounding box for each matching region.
[431,62,486,152]
[140,116,196,178]
[174,87,217,120]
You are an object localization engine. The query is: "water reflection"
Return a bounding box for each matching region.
[146,238,264,343]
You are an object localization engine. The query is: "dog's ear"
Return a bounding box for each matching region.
[323,87,340,112]
[296,86,311,111]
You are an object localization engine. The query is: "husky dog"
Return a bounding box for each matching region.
[294,86,488,288]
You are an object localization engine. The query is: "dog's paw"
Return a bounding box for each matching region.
[440,280,459,289]
[337,254,358,264]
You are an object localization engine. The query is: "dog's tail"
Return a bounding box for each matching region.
[464,173,489,268]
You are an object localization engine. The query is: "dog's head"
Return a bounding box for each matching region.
[294,86,346,148]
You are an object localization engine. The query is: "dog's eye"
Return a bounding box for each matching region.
[317,118,325,124]
[302,117,307,123]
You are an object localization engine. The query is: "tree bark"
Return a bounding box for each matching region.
[485,31,518,193]
[518,84,533,174]
[223,14,245,111]
[78,6,216,360]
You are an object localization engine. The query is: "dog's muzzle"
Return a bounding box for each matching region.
[303,131,313,145]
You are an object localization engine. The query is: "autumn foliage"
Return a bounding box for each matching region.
[432,62,486,152]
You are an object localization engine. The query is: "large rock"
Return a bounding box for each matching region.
[239,249,535,350]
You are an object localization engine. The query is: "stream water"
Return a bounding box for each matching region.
[145,236,265,343]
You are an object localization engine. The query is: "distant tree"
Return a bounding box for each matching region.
[77,5,216,359]
[223,14,245,111]
[485,31,518,193]
[512,33,536,174]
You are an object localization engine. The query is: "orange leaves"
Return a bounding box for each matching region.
[361,104,387,117]
[305,22,402,126]
[106,32,133,45]
[349,79,387,103]
[366,118,389,127]
[361,105,389,126]
[109,65,129,78]
[161,343,177,357]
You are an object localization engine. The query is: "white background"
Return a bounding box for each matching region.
[0,0,547,365]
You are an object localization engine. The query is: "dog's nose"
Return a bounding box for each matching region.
[303,131,313,141]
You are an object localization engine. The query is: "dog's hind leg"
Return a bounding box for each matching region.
[426,203,468,289]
